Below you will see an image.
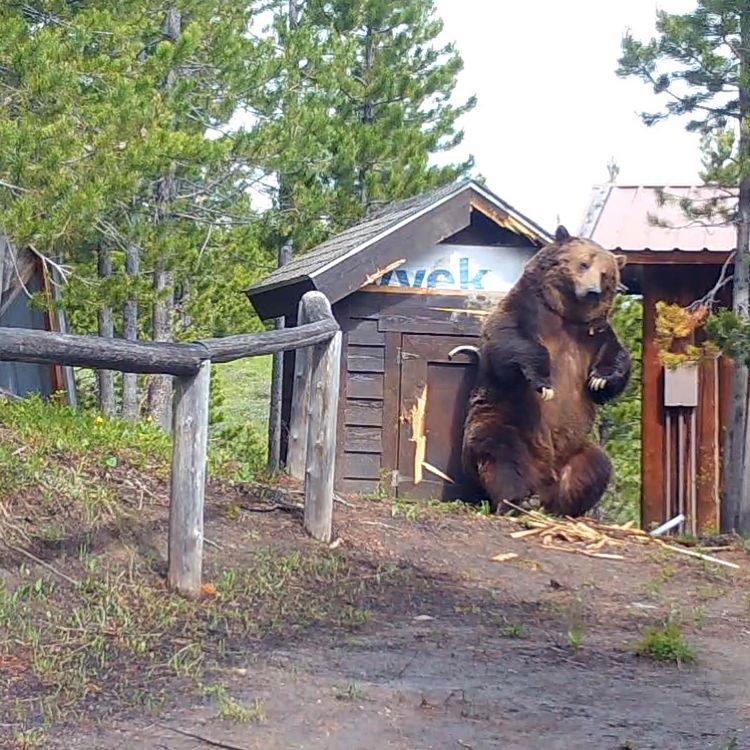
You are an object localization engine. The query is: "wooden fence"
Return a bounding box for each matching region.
[0,291,342,599]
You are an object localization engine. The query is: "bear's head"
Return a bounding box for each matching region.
[527,225,627,325]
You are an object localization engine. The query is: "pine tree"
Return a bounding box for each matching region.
[0,2,277,420]
[255,0,476,253]
[617,0,750,535]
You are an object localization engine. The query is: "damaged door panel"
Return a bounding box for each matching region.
[396,334,480,500]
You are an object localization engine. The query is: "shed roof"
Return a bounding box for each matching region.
[580,184,736,255]
[246,179,553,320]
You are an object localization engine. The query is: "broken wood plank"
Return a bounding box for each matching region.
[657,542,740,569]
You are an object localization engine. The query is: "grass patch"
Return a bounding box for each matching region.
[202,684,266,724]
[0,396,397,741]
[0,394,270,550]
[634,623,696,665]
[501,623,528,639]
[0,397,172,550]
[0,548,392,739]
[215,355,272,431]
[333,682,366,702]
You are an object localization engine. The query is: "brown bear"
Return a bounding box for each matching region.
[459,225,631,517]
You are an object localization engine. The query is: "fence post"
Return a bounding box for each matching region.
[300,292,341,543]
[168,359,211,599]
[287,302,312,480]
[267,243,293,471]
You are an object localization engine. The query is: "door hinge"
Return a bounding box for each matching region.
[399,348,418,363]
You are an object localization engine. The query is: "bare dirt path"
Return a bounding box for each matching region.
[54,496,750,750]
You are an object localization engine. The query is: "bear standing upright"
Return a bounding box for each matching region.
[461,225,631,517]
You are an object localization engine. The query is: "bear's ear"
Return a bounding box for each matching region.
[615,253,627,270]
[554,225,571,243]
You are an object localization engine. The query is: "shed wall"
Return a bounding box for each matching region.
[640,263,732,533]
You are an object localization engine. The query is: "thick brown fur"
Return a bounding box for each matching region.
[461,225,631,517]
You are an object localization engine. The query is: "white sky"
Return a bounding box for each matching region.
[433,0,702,233]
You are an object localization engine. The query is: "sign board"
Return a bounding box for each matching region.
[364,243,534,294]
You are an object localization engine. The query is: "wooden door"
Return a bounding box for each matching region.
[397,334,479,500]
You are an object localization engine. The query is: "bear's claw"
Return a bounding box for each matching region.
[588,374,607,391]
[538,387,555,401]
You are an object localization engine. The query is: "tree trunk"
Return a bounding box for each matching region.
[0,236,7,303]
[147,267,174,432]
[722,12,750,536]
[122,243,140,421]
[97,245,116,417]
[146,7,182,434]
[358,25,374,208]
[268,243,293,471]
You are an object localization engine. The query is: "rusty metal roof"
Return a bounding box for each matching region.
[579,184,737,252]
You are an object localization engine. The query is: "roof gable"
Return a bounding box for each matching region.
[246,179,552,320]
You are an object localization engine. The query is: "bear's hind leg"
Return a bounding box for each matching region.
[467,426,537,514]
[542,443,611,517]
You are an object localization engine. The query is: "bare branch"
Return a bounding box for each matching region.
[0,179,30,195]
[688,251,736,312]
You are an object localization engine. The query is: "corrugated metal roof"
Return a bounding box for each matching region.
[580,184,737,252]
[246,178,552,294]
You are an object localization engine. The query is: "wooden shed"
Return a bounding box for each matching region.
[0,239,76,403]
[582,184,735,534]
[246,179,552,499]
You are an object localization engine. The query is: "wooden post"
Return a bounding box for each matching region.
[268,243,293,471]
[287,304,313,480]
[640,276,666,530]
[168,359,211,599]
[300,292,341,543]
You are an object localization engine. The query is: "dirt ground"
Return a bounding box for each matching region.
[22,486,743,750]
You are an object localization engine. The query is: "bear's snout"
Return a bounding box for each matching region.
[574,279,602,302]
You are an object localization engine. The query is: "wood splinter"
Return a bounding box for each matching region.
[408,384,428,484]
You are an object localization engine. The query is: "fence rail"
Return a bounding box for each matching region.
[0,315,340,373]
[0,290,342,599]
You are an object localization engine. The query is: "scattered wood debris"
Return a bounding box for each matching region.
[501,501,741,569]
[422,461,454,483]
[491,552,519,563]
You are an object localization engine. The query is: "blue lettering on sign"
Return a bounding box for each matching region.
[394,268,425,287]
[459,258,489,290]
[378,257,492,291]
[427,269,454,288]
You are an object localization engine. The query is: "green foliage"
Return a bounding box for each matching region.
[207,360,269,480]
[705,308,750,364]
[0,396,170,474]
[0,390,268,506]
[634,623,696,665]
[596,296,643,524]
[617,3,744,134]
[256,0,477,253]
[0,0,475,426]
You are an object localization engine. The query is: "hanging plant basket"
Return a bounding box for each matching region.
[654,301,719,370]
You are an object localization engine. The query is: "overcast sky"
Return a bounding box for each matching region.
[433,0,702,233]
